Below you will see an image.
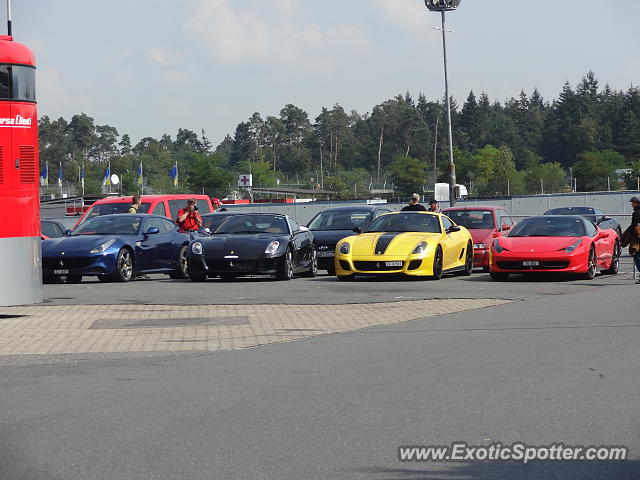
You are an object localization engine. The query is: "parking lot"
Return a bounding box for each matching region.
[1,257,639,479]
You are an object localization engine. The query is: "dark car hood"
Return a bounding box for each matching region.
[310,230,354,246]
[41,235,127,255]
[202,234,285,256]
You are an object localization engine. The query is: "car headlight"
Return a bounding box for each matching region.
[265,241,280,254]
[90,238,116,254]
[339,242,350,254]
[563,239,582,253]
[191,241,203,255]
[412,241,428,254]
[493,239,506,253]
[473,243,486,249]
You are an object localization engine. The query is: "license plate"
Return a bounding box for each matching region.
[317,251,334,257]
[54,269,69,275]
[522,261,539,267]
[385,261,402,267]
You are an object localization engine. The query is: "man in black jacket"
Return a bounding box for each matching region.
[401,193,427,212]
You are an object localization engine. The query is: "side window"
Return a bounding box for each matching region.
[161,218,177,233]
[168,200,186,221]
[441,216,453,231]
[501,211,514,226]
[584,220,597,237]
[144,217,166,233]
[152,201,167,218]
[288,218,300,233]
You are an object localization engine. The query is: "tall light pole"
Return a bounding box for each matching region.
[424,0,461,206]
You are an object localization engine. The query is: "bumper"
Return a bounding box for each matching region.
[473,248,489,268]
[335,254,434,276]
[42,254,117,277]
[191,254,281,276]
[489,251,587,274]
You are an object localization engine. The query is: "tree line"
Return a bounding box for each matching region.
[39,71,640,199]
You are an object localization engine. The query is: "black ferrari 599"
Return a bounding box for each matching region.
[187,213,317,281]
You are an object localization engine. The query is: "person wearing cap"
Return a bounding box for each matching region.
[428,199,441,213]
[211,197,222,212]
[621,196,640,283]
[401,193,427,212]
[176,198,203,231]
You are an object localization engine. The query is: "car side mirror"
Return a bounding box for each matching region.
[352,226,362,234]
[447,225,461,233]
[64,229,73,236]
[597,216,611,224]
[201,227,211,235]
[501,224,511,231]
[298,226,309,233]
[145,227,160,235]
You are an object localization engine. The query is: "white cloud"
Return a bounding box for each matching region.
[148,48,184,67]
[186,0,367,62]
[374,0,430,34]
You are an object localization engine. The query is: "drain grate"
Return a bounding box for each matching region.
[90,316,249,330]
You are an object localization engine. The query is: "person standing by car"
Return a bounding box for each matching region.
[401,193,427,212]
[428,199,441,213]
[128,195,142,214]
[176,198,203,231]
[211,197,222,212]
[621,196,640,283]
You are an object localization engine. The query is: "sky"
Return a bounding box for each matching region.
[13,0,640,147]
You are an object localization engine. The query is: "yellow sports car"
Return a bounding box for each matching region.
[334,211,473,280]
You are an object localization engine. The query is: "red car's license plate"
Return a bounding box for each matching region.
[523,261,539,267]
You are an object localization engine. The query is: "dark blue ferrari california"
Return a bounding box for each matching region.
[41,214,192,283]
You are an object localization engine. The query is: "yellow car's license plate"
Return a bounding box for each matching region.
[385,261,402,267]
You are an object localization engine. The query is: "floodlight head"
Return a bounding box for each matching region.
[424,0,461,12]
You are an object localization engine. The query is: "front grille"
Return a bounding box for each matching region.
[204,260,259,272]
[497,261,570,270]
[354,261,404,271]
[43,257,94,270]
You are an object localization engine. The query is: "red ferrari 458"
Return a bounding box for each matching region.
[489,215,620,280]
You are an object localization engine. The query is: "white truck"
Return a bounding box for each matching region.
[434,183,468,202]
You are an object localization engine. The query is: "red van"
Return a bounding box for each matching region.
[73,194,214,227]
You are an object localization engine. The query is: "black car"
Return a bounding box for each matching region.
[543,206,622,236]
[188,213,316,281]
[307,205,392,274]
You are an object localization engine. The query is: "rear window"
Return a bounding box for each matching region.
[80,202,151,224]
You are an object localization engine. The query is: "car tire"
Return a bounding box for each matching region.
[456,241,473,276]
[489,272,509,281]
[582,246,597,280]
[189,264,207,282]
[602,242,620,275]
[301,247,317,278]
[432,246,443,280]
[110,248,134,282]
[275,248,293,281]
[169,245,190,279]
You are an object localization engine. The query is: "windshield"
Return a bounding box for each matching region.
[214,215,289,235]
[308,210,373,231]
[509,217,586,237]
[80,202,151,224]
[72,215,143,236]
[201,214,238,232]
[446,210,494,229]
[365,213,441,233]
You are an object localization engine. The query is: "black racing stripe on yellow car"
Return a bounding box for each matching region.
[375,232,400,255]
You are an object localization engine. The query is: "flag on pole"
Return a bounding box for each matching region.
[40,162,48,186]
[137,161,143,186]
[57,163,63,187]
[169,162,178,187]
[103,164,111,186]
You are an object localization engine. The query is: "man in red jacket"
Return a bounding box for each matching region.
[176,198,203,231]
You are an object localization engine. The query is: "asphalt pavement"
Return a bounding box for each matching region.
[0,260,638,479]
